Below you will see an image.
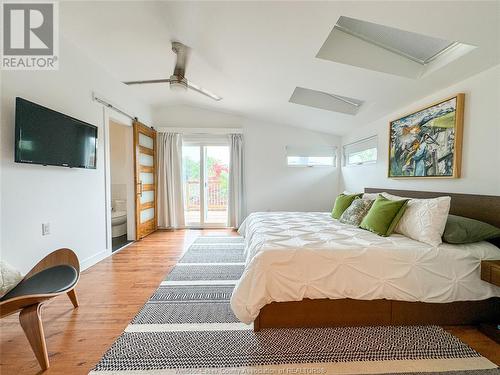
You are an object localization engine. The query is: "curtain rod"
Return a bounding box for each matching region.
[92,93,138,122]
[156,127,243,134]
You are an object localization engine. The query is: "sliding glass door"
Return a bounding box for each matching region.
[205,146,230,224]
[183,146,202,226]
[182,143,229,227]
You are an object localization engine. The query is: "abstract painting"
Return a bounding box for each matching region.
[388,94,464,178]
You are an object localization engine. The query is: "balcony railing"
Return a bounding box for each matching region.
[185,180,228,211]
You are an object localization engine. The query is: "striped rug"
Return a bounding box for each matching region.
[90,236,498,374]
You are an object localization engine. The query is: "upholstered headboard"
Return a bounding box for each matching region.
[365,188,500,231]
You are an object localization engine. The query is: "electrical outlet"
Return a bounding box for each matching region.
[42,223,50,236]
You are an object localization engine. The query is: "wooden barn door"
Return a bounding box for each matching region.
[133,121,157,240]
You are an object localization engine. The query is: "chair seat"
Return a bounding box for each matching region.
[0,265,78,301]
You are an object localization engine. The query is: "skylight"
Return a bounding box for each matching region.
[317,16,475,78]
[335,16,457,65]
[289,87,363,115]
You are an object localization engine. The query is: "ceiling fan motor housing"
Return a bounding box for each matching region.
[169,75,188,91]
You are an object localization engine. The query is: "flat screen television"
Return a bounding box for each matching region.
[15,97,98,169]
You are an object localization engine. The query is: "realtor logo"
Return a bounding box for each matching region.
[1,1,59,70]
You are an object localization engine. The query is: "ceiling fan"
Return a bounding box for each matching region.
[123,41,222,101]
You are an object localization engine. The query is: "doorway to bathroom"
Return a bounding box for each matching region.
[109,120,135,252]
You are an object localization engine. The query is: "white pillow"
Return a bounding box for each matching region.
[383,192,451,247]
[0,261,23,298]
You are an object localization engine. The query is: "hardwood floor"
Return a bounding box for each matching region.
[0,229,498,374]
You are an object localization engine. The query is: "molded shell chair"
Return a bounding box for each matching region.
[0,248,80,370]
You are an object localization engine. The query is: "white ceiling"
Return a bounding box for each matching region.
[60,1,500,135]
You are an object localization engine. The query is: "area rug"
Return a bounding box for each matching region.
[89,236,498,375]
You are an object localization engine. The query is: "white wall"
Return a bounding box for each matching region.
[0,37,151,273]
[110,122,130,194]
[244,119,340,212]
[341,64,500,196]
[153,105,341,214]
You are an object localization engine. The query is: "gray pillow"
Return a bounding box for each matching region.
[442,215,500,244]
[339,199,374,226]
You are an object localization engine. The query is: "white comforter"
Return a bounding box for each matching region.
[230,212,500,324]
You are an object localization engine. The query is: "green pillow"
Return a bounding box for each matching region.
[443,215,500,244]
[332,193,362,219]
[360,195,409,236]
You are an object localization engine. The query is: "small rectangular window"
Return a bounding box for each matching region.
[343,136,377,166]
[287,156,335,167]
[286,146,337,167]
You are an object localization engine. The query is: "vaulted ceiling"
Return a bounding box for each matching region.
[60,1,500,135]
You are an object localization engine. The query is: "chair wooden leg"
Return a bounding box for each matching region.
[19,303,49,370]
[67,288,79,308]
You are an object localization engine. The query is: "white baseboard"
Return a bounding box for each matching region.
[80,248,112,271]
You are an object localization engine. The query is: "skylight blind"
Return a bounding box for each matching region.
[335,16,455,64]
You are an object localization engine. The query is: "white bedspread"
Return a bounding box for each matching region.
[230,212,500,324]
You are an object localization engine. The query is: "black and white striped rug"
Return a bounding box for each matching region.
[90,236,498,374]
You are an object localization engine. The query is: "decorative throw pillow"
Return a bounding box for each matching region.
[443,215,500,244]
[339,199,374,226]
[362,193,379,200]
[360,195,409,236]
[331,193,362,219]
[0,261,23,298]
[382,192,451,247]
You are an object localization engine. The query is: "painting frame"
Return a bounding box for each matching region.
[388,93,465,179]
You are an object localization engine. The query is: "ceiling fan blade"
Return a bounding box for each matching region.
[123,79,172,85]
[187,81,222,101]
[172,41,189,79]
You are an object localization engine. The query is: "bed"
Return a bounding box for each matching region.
[230,188,500,331]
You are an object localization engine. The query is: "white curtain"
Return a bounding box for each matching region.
[228,134,245,228]
[157,133,185,228]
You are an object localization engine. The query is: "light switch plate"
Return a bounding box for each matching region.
[42,223,50,236]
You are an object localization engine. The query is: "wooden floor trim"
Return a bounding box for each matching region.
[0,229,498,374]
